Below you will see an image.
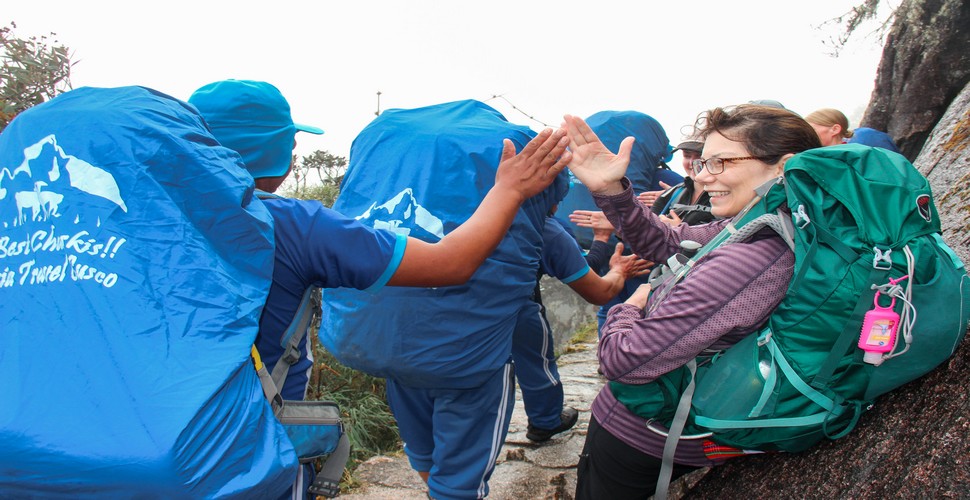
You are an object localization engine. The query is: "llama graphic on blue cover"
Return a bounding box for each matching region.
[0,135,127,229]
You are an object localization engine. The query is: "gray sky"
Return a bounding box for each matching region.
[7,0,890,173]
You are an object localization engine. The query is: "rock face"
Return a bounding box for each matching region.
[685,81,970,500]
[914,81,970,266]
[860,0,970,161]
[539,275,601,353]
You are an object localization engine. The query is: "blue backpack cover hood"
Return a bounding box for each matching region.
[847,127,901,154]
[559,110,672,248]
[0,86,295,496]
[320,99,568,388]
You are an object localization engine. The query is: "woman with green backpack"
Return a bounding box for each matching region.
[562,105,822,499]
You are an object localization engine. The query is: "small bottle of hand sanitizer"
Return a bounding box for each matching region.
[858,277,907,366]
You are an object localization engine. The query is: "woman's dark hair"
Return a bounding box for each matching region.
[692,104,822,164]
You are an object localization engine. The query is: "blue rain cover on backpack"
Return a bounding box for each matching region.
[0,86,297,497]
[848,127,901,154]
[557,110,672,248]
[320,100,568,389]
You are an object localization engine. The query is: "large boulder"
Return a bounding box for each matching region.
[539,275,599,353]
[913,81,970,266]
[859,0,970,161]
[685,81,970,499]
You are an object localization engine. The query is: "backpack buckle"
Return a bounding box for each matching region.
[757,329,773,346]
[281,343,302,366]
[872,247,893,270]
[308,479,340,498]
[792,205,810,229]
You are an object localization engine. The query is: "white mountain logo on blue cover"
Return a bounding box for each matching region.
[0,135,127,228]
[356,188,445,239]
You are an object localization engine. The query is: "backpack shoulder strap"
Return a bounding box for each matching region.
[252,284,350,499]
[250,286,318,411]
[251,346,283,414]
[659,185,685,215]
[646,178,787,314]
[308,434,352,498]
[269,286,319,391]
[722,211,794,250]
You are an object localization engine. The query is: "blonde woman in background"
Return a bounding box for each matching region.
[805,108,853,146]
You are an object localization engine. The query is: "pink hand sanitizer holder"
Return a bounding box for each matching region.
[858,276,906,365]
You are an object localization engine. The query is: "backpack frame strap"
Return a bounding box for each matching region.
[251,346,283,414]
[811,265,890,389]
[655,359,698,500]
[659,186,685,215]
[308,433,351,498]
[270,286,318,391]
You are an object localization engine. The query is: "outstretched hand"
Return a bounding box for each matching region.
[495,128,571,202]
[562,114,632,195]
[568,210,614,233]
[659,210,683,227]
[637,182,672,206]
[609,242,653,281]
[389,128,569,288]
[637,189,663,206]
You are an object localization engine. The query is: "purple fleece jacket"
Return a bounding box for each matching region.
[591,178,794,466]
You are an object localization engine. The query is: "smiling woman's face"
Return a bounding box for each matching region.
[693,131,784,218]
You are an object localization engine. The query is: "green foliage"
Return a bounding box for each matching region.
[282,150,347,206]
[306,323,401,466]
[309,353,400,461]
[563,320,599,354]
[301,150,348,185]
[1,22,74,131]
[303,291,400,487]
[294,183,340,207]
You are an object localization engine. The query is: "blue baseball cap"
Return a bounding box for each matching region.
[188,79,323,179]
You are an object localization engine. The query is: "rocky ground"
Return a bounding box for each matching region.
[337,335,710,499]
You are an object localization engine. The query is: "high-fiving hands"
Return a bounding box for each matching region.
[495,128,571,202]
[562,114,632,195]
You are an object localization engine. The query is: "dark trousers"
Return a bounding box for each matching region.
[576,415,699,500]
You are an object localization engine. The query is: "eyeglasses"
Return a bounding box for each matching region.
[689,156,766,175]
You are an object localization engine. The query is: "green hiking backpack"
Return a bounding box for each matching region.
[615,145,969,472]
